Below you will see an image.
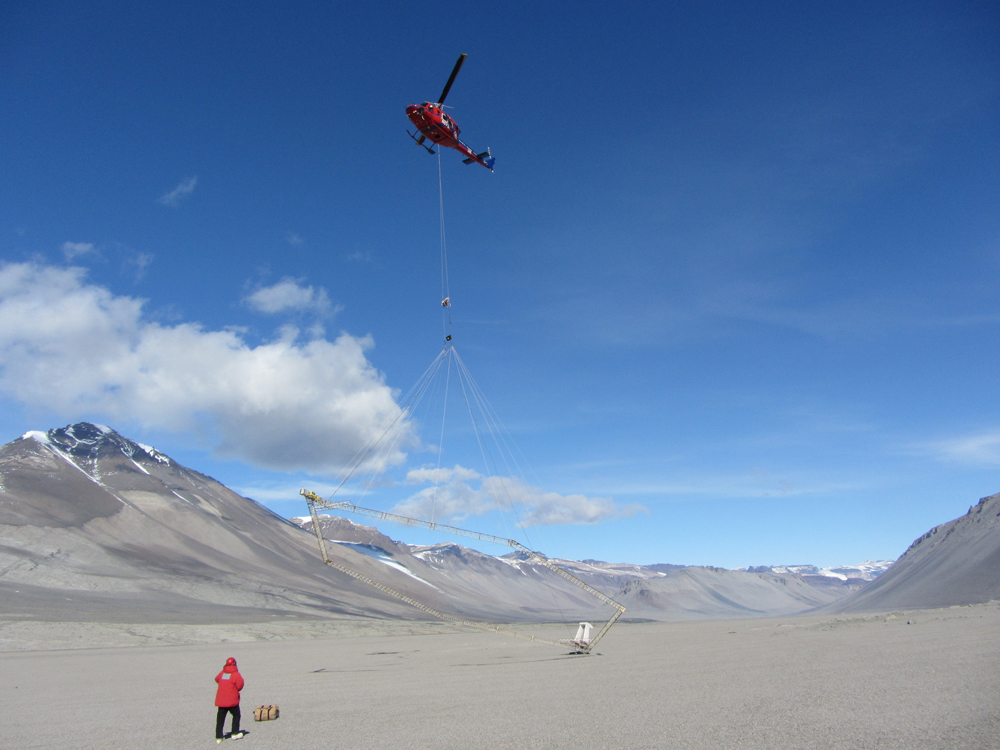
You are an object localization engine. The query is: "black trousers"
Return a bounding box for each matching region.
[216,705,241,738]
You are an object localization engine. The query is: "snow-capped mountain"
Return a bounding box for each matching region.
[23,422,172,469]
[0,423,447,622]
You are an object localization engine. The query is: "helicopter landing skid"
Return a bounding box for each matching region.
[408,130,436,155]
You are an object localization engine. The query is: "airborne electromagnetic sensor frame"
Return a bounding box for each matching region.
[301,490,626,653]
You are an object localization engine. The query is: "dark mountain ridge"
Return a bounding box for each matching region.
[828,491,1000,612]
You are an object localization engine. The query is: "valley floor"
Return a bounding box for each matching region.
[1,602,997,750]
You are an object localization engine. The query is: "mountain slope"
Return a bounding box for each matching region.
[829,492,1000,612]
[0,423,443,622]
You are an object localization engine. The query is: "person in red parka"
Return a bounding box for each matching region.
[214,657,245,742]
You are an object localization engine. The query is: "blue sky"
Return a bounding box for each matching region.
[2,1,998,568]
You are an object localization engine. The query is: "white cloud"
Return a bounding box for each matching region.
[393,464,642,527]
[394,482,496,521]
[920,431,1000,466]
[157,176,198,207]
[245,278,334,315]
[504,480,632,526]
[405,465,481,484]
[0,262,412,473]
[61,241,95,260]
[286,232,304,246]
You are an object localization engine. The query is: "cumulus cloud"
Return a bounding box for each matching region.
[157,176,198,207]
[61,241,95,260]
[507,480,631,526]
[395,478,497,521]
[244,278,335,315]
[0,262,411,473]
[393,464,642,527]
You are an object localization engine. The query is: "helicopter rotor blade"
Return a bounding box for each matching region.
[437,53,467,105]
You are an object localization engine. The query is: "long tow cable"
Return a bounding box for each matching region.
[438,149,453,343]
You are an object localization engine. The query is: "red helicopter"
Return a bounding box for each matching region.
[406,53,495,172]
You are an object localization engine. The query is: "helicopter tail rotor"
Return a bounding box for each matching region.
[462,148,494,171]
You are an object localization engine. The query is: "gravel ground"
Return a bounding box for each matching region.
[2,602,997,750]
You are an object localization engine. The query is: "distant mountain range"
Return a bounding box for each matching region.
[0,423,995,625]
[738,562,894,582]
[292,515,863,620]
[293,513,875,620]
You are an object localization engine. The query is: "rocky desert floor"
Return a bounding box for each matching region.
[1,602,998,750]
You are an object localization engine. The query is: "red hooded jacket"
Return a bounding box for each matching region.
[214,658,245,707]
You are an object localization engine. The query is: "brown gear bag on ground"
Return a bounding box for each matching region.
[253,705,279,721]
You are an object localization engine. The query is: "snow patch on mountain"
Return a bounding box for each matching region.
[495,556,530,575]
[411,543,494,565]
[738,561,894,581]
[137,443,171,464]
[331,541,439,588]
[130,458,151,475]
[171,490,192,505]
